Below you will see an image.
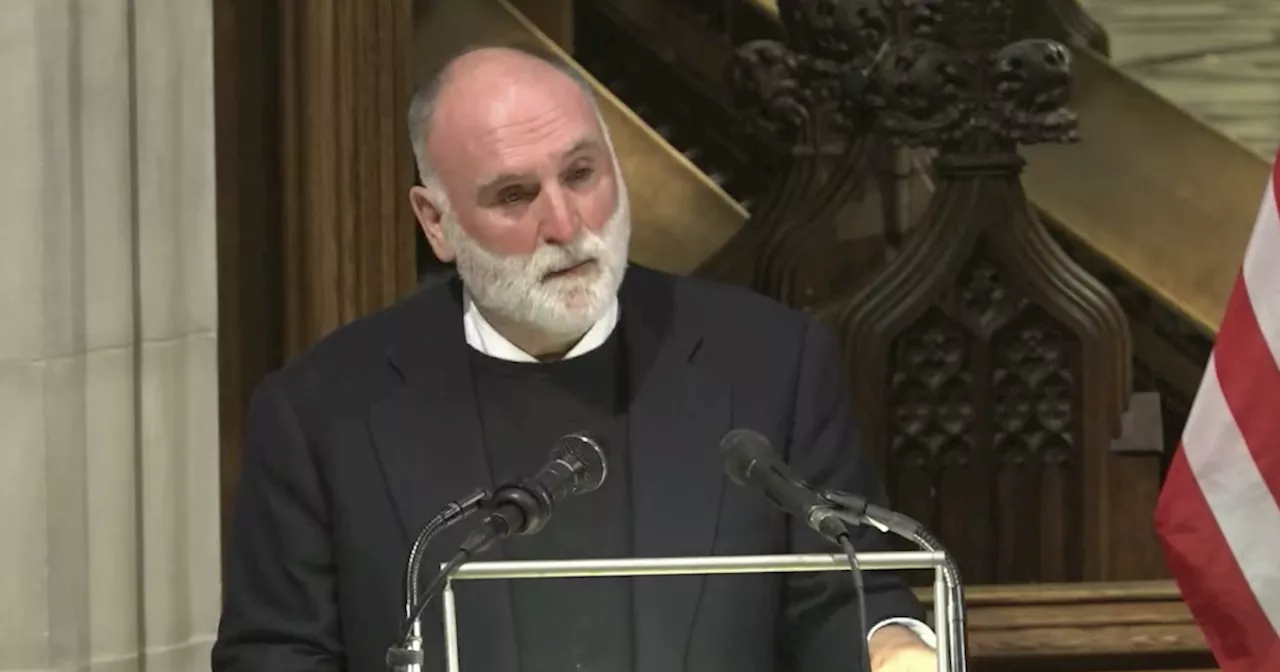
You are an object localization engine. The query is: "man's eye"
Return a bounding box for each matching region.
[497,188,530,205]
[566,167,593,184]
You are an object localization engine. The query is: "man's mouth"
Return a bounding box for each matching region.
[542,259,596,281]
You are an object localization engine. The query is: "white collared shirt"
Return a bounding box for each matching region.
[462,294,619,362]
[460,296,936,649]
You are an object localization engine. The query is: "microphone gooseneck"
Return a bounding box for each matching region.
[403,489,490,621]
[822,491,966,668]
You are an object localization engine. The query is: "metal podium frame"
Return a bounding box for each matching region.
[435,551,964,672]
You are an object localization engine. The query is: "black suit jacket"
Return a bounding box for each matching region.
[213,266,924,672]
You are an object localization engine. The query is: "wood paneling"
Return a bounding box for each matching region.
[508,0,575,50]
[215,0,285,545]
[215,0,417,539]
[278,0,417,358]
[914,581,1216,672]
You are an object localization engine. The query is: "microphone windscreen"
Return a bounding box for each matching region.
[552,432,608,494]
[718,428,775,486]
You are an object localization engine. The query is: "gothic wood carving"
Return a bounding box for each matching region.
[821,0,1137,584]
[694,0,898,305]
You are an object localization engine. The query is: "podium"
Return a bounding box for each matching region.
[425,551,965,672]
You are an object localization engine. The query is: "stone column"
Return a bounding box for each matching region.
[0,1,220,670]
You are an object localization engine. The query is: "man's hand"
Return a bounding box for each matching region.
[868,624,937,672]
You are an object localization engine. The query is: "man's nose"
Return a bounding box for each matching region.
[537,186,580,244]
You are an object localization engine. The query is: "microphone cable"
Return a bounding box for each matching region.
[399,546,472,641]
[837,533,872,672]
[388,496,489,671]
[398,509,524,641]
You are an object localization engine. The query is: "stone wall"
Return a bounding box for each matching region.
[0,1,220,670]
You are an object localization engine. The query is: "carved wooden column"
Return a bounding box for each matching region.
[215,0,417,537]
[695,0,902,307]
[216,0,284,542]
[279,0,417,357]
[822,0,1139,584]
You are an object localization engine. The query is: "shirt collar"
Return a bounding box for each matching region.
[462,294,620,362]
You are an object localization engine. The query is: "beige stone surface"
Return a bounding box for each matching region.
[0,1,220,670]
[1080,0,1280,158]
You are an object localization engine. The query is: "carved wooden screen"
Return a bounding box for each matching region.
[702,0,1165,584]
[696,0,929,307]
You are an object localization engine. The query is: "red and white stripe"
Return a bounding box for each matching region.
[1155,147,1280,671]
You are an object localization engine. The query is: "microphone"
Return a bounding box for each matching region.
[718,428,848,544]
[459,431,608,556]
[720,429,873,672]
[720,429,964,672]
[389,432,608,671]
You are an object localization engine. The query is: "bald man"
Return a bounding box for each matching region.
[212,46,937,672]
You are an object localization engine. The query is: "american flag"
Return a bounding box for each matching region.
[1155,147,1280,671]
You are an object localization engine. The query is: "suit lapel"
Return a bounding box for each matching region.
[622,269,731,672]
[367,278,519,672]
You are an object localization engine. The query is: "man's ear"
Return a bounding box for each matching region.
[409,184,456,262]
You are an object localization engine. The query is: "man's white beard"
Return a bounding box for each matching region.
[442,180,631,338]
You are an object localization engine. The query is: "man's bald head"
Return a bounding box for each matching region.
[407,45,600,183]
[405,44,631,349]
